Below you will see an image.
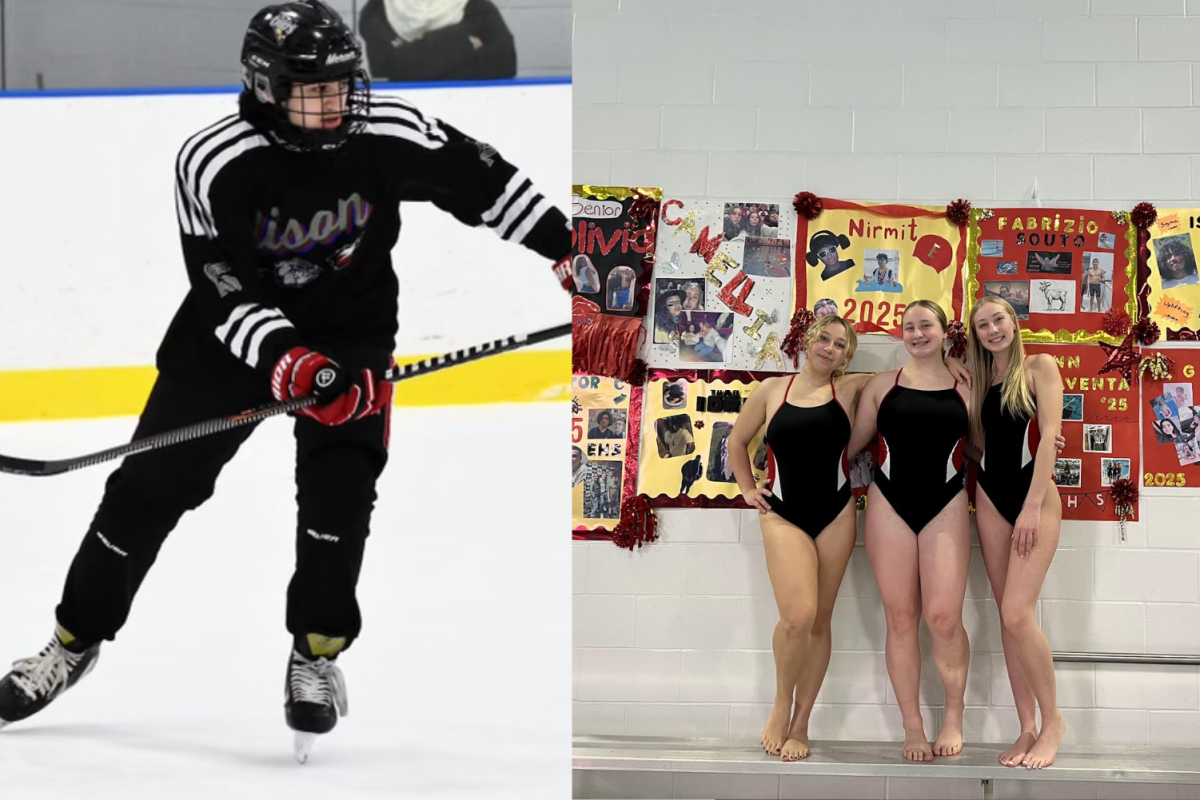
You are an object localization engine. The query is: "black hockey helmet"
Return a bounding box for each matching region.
[240,0,370,152]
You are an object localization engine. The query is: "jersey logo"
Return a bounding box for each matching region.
[272,257,323,288]
[203,262,243,298]
[257,193,372,256]
[474,140,497,167]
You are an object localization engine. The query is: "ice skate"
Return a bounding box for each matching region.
[0,626,100,728]
[285,635,348,764]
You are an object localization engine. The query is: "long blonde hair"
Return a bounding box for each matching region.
[802,314,858,376]
[967,296,1035,449]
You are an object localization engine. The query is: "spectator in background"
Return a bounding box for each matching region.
[359,0,517,82]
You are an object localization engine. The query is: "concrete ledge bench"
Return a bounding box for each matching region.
[573,735,1200,799]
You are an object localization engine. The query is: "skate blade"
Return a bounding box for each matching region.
[293,731,318,764]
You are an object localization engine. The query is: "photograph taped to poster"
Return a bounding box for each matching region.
[794,198,966,336]
[571,186,660,316]
[572,374,638,532]
[1140,347,1200,494]
[654,199,795,370]
[638,377,770,503]
[968,208,1136,344]
[1025,343,1139,519]
[1145,210,1200,338]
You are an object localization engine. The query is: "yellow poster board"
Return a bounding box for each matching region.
[637,378,768,501]
[572,375,634,531]
[1145,209,1200,337]
[795,200,966,333]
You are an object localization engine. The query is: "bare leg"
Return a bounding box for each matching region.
[783,501,857,761]
[864,485,930,762]
[916,490,972,757]
[1002,487,1066,769]
[976,485,1039,767]
[759,512,819,756]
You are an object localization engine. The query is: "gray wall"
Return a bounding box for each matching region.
[0,0,568,90]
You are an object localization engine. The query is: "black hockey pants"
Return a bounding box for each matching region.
[55,354,390,650]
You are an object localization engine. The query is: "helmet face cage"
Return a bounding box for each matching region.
[241,2,371,153]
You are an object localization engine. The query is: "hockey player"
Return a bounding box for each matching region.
[0,0,569,763]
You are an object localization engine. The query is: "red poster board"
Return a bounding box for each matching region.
[1140,347,1200,492]
[1027,343,1139,521]
[968,209,1136,344]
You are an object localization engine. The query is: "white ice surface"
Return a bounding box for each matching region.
[0,403,569,799]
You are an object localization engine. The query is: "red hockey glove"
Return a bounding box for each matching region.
[552,256,572,292]
[271,347,379,426]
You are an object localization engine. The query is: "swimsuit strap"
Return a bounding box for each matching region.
[893,368,904,387]
[829,375,838,401]
[769,374,799,426]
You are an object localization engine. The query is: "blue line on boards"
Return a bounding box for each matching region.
[0,75,571,99]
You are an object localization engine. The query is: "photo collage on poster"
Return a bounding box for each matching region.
[971,209,1131,341]
[571,375,635,531]
[570,187,657,317]
[795,200,966,335]
[1145,209,1200,337]
[1142,349,1200,488]
[1149,380,1200,467]
[653,199,795,370]
[1027,343,1139,520]
[638,378,770,501]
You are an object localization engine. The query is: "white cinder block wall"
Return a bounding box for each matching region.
[573,1,1200,797]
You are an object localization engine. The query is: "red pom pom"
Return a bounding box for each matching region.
[693,420,705,430]
[781,308,817,368]
[1131,202,1158,230]
[946,198,971,228]
[1109,477,1138,510]
[622,358,649,387]
[611,495,658,550]
[1102,308,1132,338]
[1133,317,1161,346]
[946,320,968,360]
[792,191,823,221]
[628,190,658,228]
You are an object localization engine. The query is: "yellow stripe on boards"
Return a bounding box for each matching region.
[0,350,571,423]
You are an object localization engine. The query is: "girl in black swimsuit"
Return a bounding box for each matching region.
[729,315,871,763]
[846,300,972,763]
[968,296,1067,770]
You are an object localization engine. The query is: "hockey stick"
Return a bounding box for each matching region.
[0,321,571,477]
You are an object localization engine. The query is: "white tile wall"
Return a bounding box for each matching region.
[572,0,1200,772]
[1095,664,1200,710]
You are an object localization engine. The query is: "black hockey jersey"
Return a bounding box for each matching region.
[164,94,568,378]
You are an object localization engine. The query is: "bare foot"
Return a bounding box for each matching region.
[781,712,810,761]
[760,703,789,756]
[999,730,1037,767]
[1024,715,1067,769]
[902,725,933,762]
[933,707,963,757]
[781,735,810,761]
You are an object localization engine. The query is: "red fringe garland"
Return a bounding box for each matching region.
[572,315,645,379]
[611,494,658,550]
